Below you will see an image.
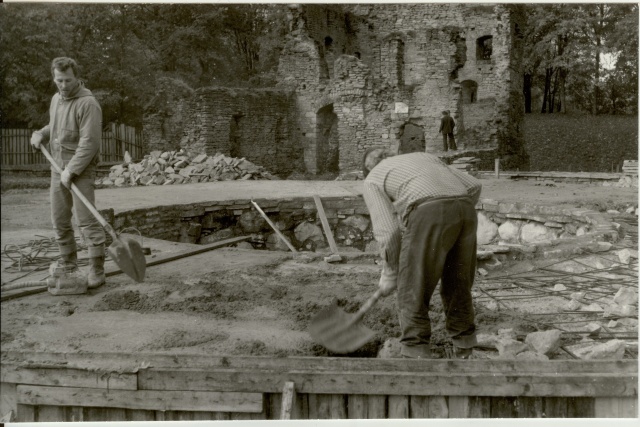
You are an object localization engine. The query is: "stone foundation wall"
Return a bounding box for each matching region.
[101,196,619,260]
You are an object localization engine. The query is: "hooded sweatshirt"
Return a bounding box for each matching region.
[36,81,102,177]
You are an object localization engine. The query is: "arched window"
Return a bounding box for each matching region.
[476,35,492,60]
[461,80,478,104]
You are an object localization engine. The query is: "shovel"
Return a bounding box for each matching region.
[309,289,383,353]
[40,146,146,282]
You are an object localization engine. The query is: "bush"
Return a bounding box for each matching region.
[523,114,638,172]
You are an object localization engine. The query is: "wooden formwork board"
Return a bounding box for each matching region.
[1,351,637,420]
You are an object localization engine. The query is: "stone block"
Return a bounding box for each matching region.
[498,220,522,243]
[613,288,637,306]
[603,304,635,317]
[524,329,562,356]
[199,228,235,244]
[495,337,528,357]
[238,210,269,233]
[377,338,402,358]
[477,212,498,245]
[567,339,626,360]
[520,222,557,244]
[515,351,549,361]
[340,214,370,232]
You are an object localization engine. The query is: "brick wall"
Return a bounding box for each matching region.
[144,85,303,177]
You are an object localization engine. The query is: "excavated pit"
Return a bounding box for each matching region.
[2,193,637,361]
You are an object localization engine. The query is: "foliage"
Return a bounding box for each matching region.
[1,3,288,128]
[522,3,638,115]
[523,114,638,172]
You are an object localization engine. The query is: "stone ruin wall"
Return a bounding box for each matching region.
[143,3,527,176]
[144,83,302,177]
[278,3,528,173]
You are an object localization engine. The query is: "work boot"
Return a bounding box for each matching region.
[48,252,87,295]
[55,251,79,272]
[88,256,106,289]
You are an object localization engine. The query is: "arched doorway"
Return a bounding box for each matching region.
[399,123,425,154]
[316,104,339,173]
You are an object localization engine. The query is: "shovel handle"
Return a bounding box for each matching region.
[352,289,383,323]
[40,145,117,240]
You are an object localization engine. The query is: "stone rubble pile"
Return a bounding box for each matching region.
[97,150,279,187]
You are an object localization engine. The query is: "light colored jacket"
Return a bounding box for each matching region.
[36,82,102,177]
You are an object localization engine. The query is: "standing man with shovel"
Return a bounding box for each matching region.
[362,148,481,359]
[30,57,106,290]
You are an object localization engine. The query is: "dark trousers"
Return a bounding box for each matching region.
[443,133,457,151]
[397,196,477,357]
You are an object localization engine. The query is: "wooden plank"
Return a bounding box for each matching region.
[595,397,638,418]
[313,195,340,254]
[213,412,231,420]
[347,394,367,419]
[388,395,409,418]
[68,406,84,422]
[17,385,263,413]
[330,394,346,419]
[429,396,449,418]
[312,394,332,419]
[447,396,469,418]
[126,409,156,421]
[192,411,214,420]
[16,404,35,422]
[367,395,386,419]
[280,381,295,420]
[165,411,193,421]
[544,397,568,418]
[410,396,429,418]
[467,396,491,418]
[5,351,636,376]
[307,394,320,419]
[37,405,67,422]
[270,392,282,420]
[490,397,518,418]
[518,396,544,417]
[296,393,309,420]
[566,397,594,418]
[0,382,17,419]
[1,364,137,390]
[136,367,637,397]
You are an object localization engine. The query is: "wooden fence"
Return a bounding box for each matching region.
[0,351,637,421]
[1,123,144,166]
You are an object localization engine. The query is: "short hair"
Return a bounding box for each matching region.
[51,57,80,78]
[362,147,392,178]
[441,110,449,115]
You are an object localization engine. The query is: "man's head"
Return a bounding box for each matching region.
[441,110,449,116]
[51,57,80,97]
[362,147,395,178]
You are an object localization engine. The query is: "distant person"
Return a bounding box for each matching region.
[362,148,481,359]
[439,110,457,151]
[30,57,106,289]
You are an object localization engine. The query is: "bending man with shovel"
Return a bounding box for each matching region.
[362,148,482,359]
[30,57,106,290]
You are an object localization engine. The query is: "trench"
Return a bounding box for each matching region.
[94,195,638,360]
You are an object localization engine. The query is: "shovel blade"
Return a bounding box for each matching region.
[108,235,146,282]
[308,300,376,354]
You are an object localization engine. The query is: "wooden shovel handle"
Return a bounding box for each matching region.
[40,145,117,240]
[352,289,383,323]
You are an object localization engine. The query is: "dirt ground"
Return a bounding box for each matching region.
[1,178,637,359]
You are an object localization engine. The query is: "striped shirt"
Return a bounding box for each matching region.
[363,152,482,274]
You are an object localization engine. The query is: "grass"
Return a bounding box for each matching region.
[1,172,50,193]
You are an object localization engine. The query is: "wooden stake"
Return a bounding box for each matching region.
[251,200,297,252]
[313,195,340,256]
[280,381,296,420]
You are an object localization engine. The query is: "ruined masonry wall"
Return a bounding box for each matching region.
[277,3,526,173]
